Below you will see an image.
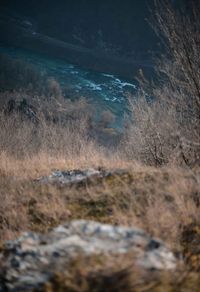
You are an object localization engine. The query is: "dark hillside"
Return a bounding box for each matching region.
[0,0,158,59]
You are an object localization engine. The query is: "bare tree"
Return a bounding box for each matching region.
[124,0,200,167]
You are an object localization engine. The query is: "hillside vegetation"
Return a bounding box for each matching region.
[0,1,199,291]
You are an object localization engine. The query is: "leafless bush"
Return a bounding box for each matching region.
[99,110,116,128]
[122,93,177,166]
[45,78,62,99]
[123,0,200,167]
[0,53,62,98]
[0,91,97,159]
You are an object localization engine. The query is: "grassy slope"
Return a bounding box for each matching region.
[0,153,199,291]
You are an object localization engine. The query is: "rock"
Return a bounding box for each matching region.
[0,220,177,291]
[36,168,124,185]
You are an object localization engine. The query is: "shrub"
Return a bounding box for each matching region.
[99,110,116,128]
[0,53,62,98]
[123,0,200,167]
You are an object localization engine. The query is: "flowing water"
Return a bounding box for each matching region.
[0,46,138,128]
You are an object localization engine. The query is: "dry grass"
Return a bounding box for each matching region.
[0,107,131,242]
[38,255,200,292]
[0,149,130,180]
[0,154,199,250]
[0,107,199,290]
[0,2,200,290]
[0,107,199,262]
[0,159,199,290]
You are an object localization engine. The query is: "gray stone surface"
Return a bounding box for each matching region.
[0,220,177,291]
[36,168,110,185]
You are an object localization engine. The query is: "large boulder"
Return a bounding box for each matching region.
[0,220,177,291]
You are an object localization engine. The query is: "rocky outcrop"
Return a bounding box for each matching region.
[0,220,177,291]
[36,168,126,185]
